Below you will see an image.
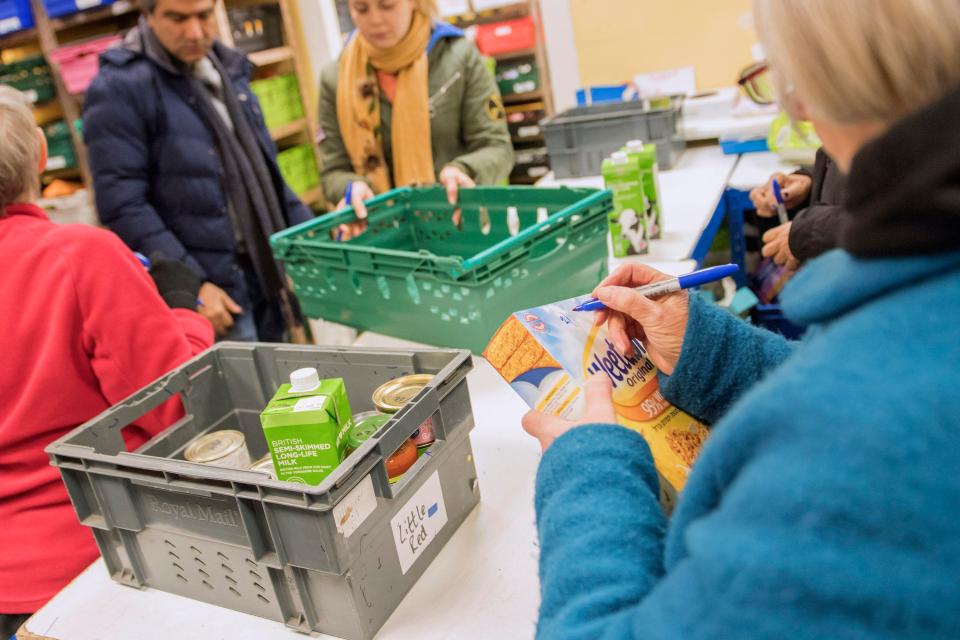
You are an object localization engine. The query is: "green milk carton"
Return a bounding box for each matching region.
[623,139,663,239]
[260,367,353,485]
[602,151,650,256]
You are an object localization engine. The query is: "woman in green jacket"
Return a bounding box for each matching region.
[318,0,514,235]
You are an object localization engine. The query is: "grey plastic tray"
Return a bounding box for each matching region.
[46,342,479,640]
[541,98,685,178]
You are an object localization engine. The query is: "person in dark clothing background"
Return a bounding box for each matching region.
[751,147,847,270]
[83,0,312,342]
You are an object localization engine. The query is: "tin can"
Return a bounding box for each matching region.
[184,430,251,469]
[372,374,434,413]
[373,374,436,447]
[387,438,418,483]
[345,412,391,456]
[249,454,276,478]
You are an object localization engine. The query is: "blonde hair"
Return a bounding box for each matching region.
[754,0,960,123]
[0,86,40,209]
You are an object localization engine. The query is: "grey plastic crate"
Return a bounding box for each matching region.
[46,342,479,640]
[541,99,685,178]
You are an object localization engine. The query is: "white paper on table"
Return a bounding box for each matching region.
[632,67,697,98]
[437,0,470,17]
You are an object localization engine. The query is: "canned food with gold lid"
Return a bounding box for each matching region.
[372,374,434,414]
[249,454,276,478]
[184,430,251,469]
[387,438,418,483]
[345,412,391,456]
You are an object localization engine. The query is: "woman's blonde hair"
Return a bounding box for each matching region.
[754,0,960,123]
[0,86,40,210]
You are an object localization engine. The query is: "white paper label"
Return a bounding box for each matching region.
[391,471,447,574]
[292,395,327,412]
[0,17,21,34]
[76,0,104,9]
[46,156,67,170]
[515,80,536,94]
[517,125,540,138]
[333,474,377,538]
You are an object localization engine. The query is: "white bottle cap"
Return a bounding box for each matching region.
[289,367,321,392]
[610,151,629,165]
[625,139,645,150]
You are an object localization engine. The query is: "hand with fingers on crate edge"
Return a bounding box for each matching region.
[333,181,375,241]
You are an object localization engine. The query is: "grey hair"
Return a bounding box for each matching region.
[0,85,40,210]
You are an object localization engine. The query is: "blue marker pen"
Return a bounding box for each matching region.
[572,263,740,312]
[771,179,790,225]
[336,181,354,242]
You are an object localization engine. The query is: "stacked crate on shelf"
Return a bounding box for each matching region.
[0,0,34,34]
[467,4,552,185]
[0,53,55,103]
[42,118,77,169]
[277,143,320,196]
[249,73,305,129]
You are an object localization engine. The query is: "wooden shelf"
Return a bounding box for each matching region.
[269,117,308,141]
[249,46,293,67]
[0,27,39,47]
[503,90,544,104]
[300,187,322,207]
[49,0,136,32]
[493,47,536,62]
[43,166,82,179]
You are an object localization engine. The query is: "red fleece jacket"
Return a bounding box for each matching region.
[0,204,214,612]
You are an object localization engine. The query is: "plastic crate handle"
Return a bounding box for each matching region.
[461,188,613,270]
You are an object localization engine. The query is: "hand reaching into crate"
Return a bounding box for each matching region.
[333,181,374,241]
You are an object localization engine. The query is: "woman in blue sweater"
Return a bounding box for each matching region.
[522,1,960,638]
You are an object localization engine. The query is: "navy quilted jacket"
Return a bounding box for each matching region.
[83,32,312,290]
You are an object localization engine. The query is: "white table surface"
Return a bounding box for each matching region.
[22,335,543,640]
[727,151,800,191]
[538,145,738,263]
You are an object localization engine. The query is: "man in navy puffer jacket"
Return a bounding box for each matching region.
[84,0,312,341]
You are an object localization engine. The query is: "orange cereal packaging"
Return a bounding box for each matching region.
[485,296,708,511]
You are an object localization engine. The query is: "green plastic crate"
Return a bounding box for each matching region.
[0,55,55,104]
[250,74,305,129]
[277,144,319,195]
[271,185,613,352]
[42,119,77,170]
[496,58,539,96]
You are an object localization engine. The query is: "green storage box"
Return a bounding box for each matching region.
[277,144,320,195]
[250,73,305,129]
[42,120,77,170]
[0,55,56,104]
[496,58,539,96]
[271,185,613,352]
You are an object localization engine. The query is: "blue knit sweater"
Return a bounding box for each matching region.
[535,249,960,639]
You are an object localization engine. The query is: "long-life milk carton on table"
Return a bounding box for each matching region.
[484,296,708,510]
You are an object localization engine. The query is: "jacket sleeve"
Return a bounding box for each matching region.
[61,225,214,451]
[535,425,667,640]
[317,64,371,204]
[282,183,315,226]
[446,44,514,184]
[788,203,846,262]
[83,73,208,280]
[659,294,795,425]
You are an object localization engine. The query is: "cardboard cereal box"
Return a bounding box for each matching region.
[484,295,708,511]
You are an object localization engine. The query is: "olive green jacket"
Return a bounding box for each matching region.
[318,34,514,203]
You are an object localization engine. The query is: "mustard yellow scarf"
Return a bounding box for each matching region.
[336,11,435,193]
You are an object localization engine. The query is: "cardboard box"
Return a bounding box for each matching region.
[260,375,353,485]
[485,296,708,510]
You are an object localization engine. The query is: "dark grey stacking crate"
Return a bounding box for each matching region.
[46,343,480,640]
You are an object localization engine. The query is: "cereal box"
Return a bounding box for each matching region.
[484,295,708,510]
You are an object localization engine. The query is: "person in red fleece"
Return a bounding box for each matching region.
[0,86,214,635]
